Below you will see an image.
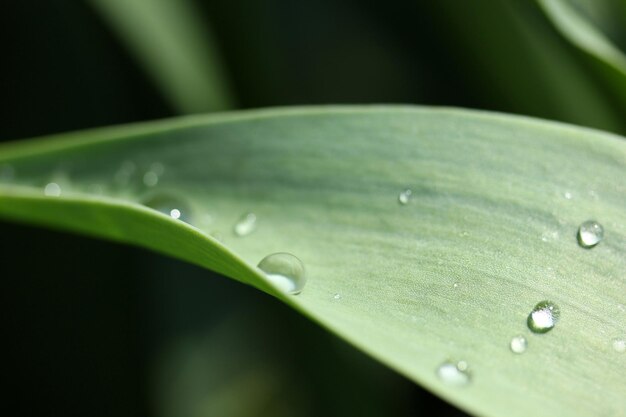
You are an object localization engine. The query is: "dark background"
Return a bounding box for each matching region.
[1,1,619,416]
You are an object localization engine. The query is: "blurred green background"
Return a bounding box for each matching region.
[1,1,624,416]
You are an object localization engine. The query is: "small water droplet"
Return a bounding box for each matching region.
[333,293,342,300]
[398,189,412,205]
[612,338,626,353]
[563,191,573,200]
[527,301,560,333]
[143,171,159,187]
[453,282,459,289]
[44,182,61,197]
[436,360,471,386]
[142,195,190,222]
[577,220,604,248]
[234,212,257,237]
[510,335,527,354]
[257,253,306,295]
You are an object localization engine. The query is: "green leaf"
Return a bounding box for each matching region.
[0,107,624,417]
[537,0,626,117]
[88,0,235,113]
[424,0,626,133]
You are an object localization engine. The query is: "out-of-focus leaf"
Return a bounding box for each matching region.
[88,0,234,113]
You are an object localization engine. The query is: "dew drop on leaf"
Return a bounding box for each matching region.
[44,182,61,197]
[436,360,471,386]
[234,212,257,236]
[509,335,527,354]
[257,252,306,295]
[577,220,603,248]
[612,338,626,353]
[527,301,560,334]
[142,194,191,222]
[398,189,412,205]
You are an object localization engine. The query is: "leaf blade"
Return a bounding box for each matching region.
[0,106,624,417]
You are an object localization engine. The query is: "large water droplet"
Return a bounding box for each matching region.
[257,253,306,295]
[142,195,190,222]
[398,189,412,205]
[527,301,560,334]
[612,338,626,353]
[44,182,61,197]
[234,212,257,236]
[510,335,527,354]
[577,220,603,248]
[436,360,471,386]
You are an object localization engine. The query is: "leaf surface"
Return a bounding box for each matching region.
[0,107,625,417]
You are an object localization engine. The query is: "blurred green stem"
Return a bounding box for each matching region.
[89,0,235,113]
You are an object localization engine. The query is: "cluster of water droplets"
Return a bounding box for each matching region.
[437,360,471,386]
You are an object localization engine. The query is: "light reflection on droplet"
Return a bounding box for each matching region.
[257,252,306,295]
[234,212,257,237]
[527,301,560,334]
[398,189,412,205]
[44,182,61,197]
[436,360,471,386]
[577,220,604,248]
[612,338,626,353]
[510,335,527,354]
[142,194,190,223]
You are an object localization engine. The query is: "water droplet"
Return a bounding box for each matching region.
[44,182,61,197]
[333,293,342,300]
[612,338,626,353]
[453,282,460,289]
[510,335,527,354]
[143,171,159,187]
[577,220,603,248]
[142,195,190,222]
[563,191,573,200]
[257,253,306,295]
[527,301,560,334]
[436,360,471,386]
[398,189,412,205]
[234,212,257,237]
